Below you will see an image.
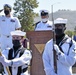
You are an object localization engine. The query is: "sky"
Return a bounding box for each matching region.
[0,0,76,15]
[34,0,76,13]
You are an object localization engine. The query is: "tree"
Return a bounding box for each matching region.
[13,0,39,31]
[65,31,74,37]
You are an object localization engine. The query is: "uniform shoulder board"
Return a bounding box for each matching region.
[35,21,41,29]
[35,21,41,25]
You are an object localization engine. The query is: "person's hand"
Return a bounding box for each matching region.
[0,55,11,66]
[54,44,61,54]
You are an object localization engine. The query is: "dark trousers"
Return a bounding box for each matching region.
[0,62,4,73]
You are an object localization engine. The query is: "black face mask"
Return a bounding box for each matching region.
[55,29,64,36]
[13,40,21,48]
[4,10,10,15]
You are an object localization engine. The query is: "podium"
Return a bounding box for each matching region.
[72,63,76,73]
[26,30,53,75]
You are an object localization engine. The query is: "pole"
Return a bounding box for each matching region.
[0,52,11,75]
[51,4,57,74]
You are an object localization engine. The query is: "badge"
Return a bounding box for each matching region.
[10,19,15,22]
[2,20,5,21]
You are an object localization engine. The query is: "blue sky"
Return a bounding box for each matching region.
[35,0,76,13]
[0,0,76,14]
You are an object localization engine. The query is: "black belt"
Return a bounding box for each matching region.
[21,67,28,73]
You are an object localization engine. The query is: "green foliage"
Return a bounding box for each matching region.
[65,31,75,37]
[13,0,39,31]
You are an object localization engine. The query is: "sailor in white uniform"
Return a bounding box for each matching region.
[0,4,21,50]
[35,10,53,31]
[42,18,76,75]
[0,30,32,75]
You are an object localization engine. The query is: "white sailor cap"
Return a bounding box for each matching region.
[54,18,67,25]
[4,4,12,11]
[40,9,49,16]
[11,30,26,36]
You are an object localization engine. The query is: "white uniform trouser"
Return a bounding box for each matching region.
[0,35,13,51]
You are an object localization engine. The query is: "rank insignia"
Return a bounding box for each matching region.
[10,19,15,22]
[2,20,5,21]
[47,26,52,28]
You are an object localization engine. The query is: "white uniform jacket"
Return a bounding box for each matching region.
[2,47,32,75]
[0,15,21,50]
[35,20,53,31]
[42,35,76,75]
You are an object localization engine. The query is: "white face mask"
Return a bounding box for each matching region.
[41,18,48,22]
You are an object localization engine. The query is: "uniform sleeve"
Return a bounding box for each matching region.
[2,49,9,59]
[12,50,32,67]
[42,43,55,75]
[58,41,76,66]
[15,17,21,29]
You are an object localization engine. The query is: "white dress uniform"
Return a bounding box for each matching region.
[42,35,76,75]
[2,46,32,75]
[35,20,53,31]
[0,15,21,50]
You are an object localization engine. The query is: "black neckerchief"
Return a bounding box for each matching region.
[56,34,65,45]
[56,34,71,54]
[8,46,26,75]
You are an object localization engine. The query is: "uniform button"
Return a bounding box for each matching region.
[14,67,16,69]
[7,36,10,38]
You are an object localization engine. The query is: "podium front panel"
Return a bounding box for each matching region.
[26,31,53,75]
